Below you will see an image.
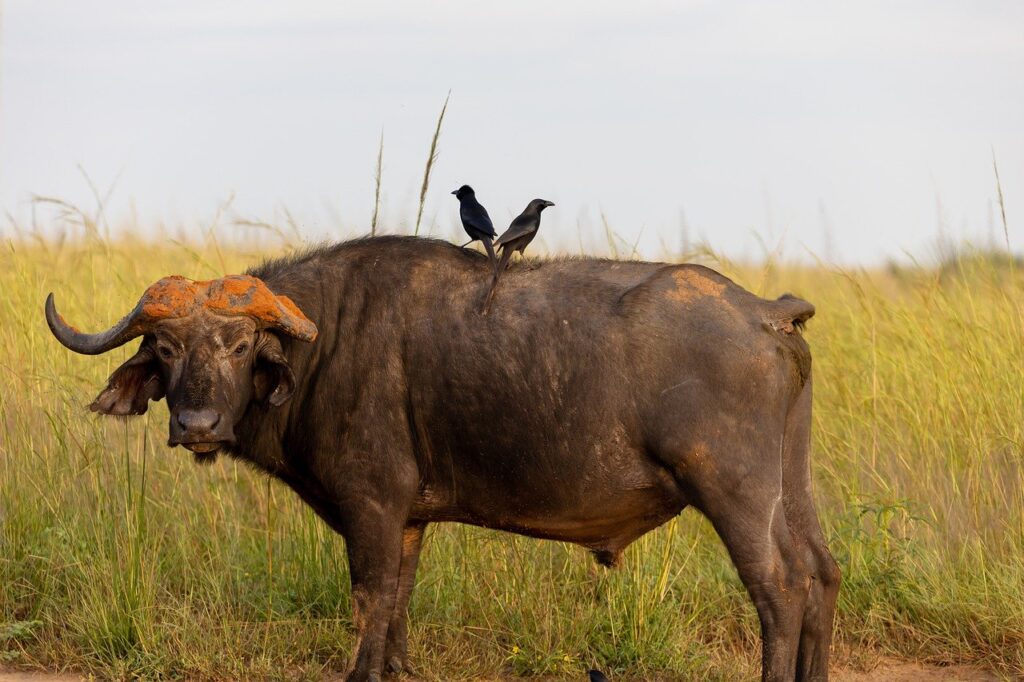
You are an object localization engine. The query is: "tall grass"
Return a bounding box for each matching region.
[0,231,1022,680]
[414,93,450,237]
[371,131,385,238]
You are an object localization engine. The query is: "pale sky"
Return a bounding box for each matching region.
[1,1,1022,263]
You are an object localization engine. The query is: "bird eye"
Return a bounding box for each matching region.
[233,342,249,356]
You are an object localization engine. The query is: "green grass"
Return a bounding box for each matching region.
[1,233,1022,680]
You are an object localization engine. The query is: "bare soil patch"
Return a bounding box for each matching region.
[0,672,81,682]
[833,658,999,681]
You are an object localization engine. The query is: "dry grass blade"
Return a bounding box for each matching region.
[371,130,385,237]
[415,92,450,236]
[76,163,122,241]
[30,195,98,237]
[600,211,619,258]
[992,147,1010,252]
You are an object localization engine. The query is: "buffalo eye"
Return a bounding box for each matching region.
[157,345,174,360]
[233,342,249,356]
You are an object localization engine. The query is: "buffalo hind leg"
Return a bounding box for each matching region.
[697,483,811,681]
[783,378,840,681]
[795,528,840,681]
[343,509,406,682]
[383,523,425,676]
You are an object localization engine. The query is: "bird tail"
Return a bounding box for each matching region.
[481,236,498,276]
[480,247,513,315]
[497,245,513,273]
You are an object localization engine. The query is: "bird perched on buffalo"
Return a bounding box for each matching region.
[493,198,555,272]
[481,198,554,313]
[452,185,498,273]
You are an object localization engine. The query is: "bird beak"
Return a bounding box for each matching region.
[545,201,555,207]
[451,190,458,195]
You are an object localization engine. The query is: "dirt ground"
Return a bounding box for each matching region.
[1,659,1004,681]
[832,659,1000,682]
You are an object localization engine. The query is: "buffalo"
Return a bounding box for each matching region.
[45,236,840,681]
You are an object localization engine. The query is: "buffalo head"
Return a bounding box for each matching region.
[45,275,317,460]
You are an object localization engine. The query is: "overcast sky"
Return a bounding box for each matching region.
[1,1,1021,263]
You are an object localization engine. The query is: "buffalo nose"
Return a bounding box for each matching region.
[176,409,221,434]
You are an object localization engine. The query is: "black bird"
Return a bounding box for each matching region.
[481,198,555,313]
[452,185,498,272]
[587,670,610,682]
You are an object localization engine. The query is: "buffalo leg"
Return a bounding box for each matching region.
[383,523,425,675]
[343,510,406,682]
[782,379,840,681]
[794,525,841,682]
[656,356,831,680]
[669,424,810,681]
[700,487,810,681]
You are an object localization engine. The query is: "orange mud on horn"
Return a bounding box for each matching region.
[140,275,317,341]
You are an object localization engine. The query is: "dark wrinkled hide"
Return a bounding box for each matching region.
[70,237,840,682]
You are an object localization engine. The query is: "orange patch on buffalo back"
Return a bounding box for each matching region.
[666,270,726,304]
[689,441,717,475]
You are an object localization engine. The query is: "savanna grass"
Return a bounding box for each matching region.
[1,231,1022,680]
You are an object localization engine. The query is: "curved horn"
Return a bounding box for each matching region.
[45,276,201,355]
[45,293,149,355]
[45,275,316,355]
[261,293,318,341]
[205,275,318,342]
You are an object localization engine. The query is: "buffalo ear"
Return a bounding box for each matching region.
[89,343,165,416]
[253,332,296,407]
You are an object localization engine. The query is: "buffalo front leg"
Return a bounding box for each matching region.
[383,523,425,676]
[343,509,406,682]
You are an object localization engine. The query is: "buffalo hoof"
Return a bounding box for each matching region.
[344,672,381,682]
[386,656,416,677]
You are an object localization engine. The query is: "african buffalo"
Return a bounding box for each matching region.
[45,236,840,681]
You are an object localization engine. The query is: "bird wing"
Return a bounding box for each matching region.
[493,214,537,248]
[462,201,496,237]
